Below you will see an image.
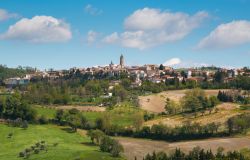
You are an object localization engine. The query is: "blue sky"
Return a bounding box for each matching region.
[0,0,250,70]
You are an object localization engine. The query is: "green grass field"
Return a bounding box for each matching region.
[0,124,124,160]
[34,106,56,119]
[33,105,141,127]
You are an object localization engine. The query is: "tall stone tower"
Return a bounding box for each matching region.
[120,54,125,68]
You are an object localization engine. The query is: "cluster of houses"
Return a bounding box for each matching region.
[3,54,249,88]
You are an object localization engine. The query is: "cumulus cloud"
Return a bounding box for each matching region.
[103,32,119,44]
[124,8,208,31]
[84,4,102,15]
[103,8,209,49]
[0,16,72,43]
[87,30,98,43]
[0,9,19,21]
[163,58,181,66]
[197,20,250,49]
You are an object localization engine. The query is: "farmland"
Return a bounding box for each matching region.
[117,136,250,160]
[139,89,229,113]
[144,102,242,127]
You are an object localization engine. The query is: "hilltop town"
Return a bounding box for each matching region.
[3,54,250,88]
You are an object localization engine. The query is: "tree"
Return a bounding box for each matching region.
[98,134,124,157]
[38,115,48,124]
[112,85,128,102]
[21,120,28,129]
[214,71,226,83]
[180,70,187,78]
[110,140,124,157]
[2,95,36,121]
[100,135,113,152]
[64,111,85,132]
[85,80,103,97]
[182,88,206,113]
[165,98,180,114]
[133,112,144,131]
[96,113,111,133]
[209,96,220,108]
[87,129,105,144]
[55,109,64,124]
[227,118,234,134]
[0,97,6,118]
[42,93,53,104]
[159,64,164,70]
[121,79,132,89]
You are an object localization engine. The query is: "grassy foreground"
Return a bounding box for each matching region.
[0,124,124,160]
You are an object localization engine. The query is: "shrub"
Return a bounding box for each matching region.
[100,136,113,152]
[19,151,25,157]
[34,149,40,154]
[7,132,13,138]
[35,142,40,147]
[30,146,35,150]
[38,115,48,124]
[40,145,46,150]
[21,120,28,129]
[53,142,58,147]
[25,148,31,153]
[110,140,124,157]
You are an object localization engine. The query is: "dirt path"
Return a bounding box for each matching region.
[116,136,250,160]
[52,105,106,112]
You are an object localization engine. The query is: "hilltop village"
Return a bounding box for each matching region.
[3,54,250,88]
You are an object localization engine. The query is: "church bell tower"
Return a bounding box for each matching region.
[120,54,124,68]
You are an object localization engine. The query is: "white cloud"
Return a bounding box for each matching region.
[0,9,18,21]
[163,58,181,66]
[87,30,98,43]
[0,16,72,43]
[103,8,209,49]
[197,20,250,49]
[84,4,102,16]
[124,8,208,31]
[103,32,119,44]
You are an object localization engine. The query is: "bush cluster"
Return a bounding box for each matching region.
[18,141,49,159]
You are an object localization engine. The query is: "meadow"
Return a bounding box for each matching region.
[0,124,124,160]
[33,104,141,127]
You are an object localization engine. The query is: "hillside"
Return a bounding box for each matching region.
[0,124,124,160]
[139,89,229,113]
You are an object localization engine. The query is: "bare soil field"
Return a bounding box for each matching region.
[117,136,250,160]
[144,103,241,127]
[139,89,229,113]
[52,105,106,112]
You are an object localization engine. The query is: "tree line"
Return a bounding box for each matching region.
[217,90,250,104]
[142,147,246,160]
[227,113,250,135]
[19,79,134,106]
[140,74,250,94]
[165,89,220,115]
